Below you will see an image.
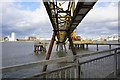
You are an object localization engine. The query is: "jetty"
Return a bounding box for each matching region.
[73,41,120,51]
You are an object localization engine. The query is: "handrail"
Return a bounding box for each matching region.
[80,51,120,65]
[32,65,75,78]
[29,48,120,78]
[86,43,120,45]
[1,47,120,74]
[27,49,120,78]
[0,56,75,73]
[77,47,120,58]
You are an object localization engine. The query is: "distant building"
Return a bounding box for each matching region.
[107,34,118,41]
[0,36,5,41]
[11,32,16,41]
[28,36,37,41]
[9,32,16,41]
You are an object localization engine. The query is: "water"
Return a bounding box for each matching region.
[1,41,120,78]
[2,41,119,67]
[2,42,48,67]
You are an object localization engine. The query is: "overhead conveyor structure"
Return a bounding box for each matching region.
[43,0,98,71]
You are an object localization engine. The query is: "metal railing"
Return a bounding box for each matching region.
[78,50,120,78]
[1,47,120,79]
[29,47,120,79]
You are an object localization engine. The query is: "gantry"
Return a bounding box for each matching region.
[43,0,97,71]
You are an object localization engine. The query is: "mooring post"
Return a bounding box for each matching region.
[34,45,39,53]
[86,44,88,49]
[78,44,80,49]
[34,45,36,52]
[43,33,55,72]
[82,44,85,49]
[97,44,98,51]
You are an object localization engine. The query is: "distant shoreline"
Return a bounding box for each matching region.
[0,40,51,43]
[0,40,119,43]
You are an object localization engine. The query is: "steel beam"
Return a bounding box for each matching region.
[43,2,56,30]
[43,33,55,72]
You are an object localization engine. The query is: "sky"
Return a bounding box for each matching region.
[1,0,119,39]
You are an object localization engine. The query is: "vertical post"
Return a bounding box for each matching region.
[78,44,80,49]
[63,43,67,52]
[34,46,36,52]
[97,44,98,51]
[109,45,111,50]
[68,34,78,79]
[77,59,81,80]
[75,44,77,49]
[74,57,81,79]
[86,44,88,49]
[56,45,58,51]
[82,44,85,49]
[114,49,118,76]
[43,33,55,72]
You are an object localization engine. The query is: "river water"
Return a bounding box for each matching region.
[1,41,119,78]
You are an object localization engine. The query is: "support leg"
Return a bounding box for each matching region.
[34,46,36,52]
[68,35,76,55]
[56,44,58,51]
[64,43,67,52]
[42,33,55,72]
[78,44,80,49]
[59,43,63,51]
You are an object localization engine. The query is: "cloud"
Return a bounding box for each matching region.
[1,1,119,39]
[82,2,118,23]
[0,0,40,2]
[2,1,53,38]
[76,2,118,39]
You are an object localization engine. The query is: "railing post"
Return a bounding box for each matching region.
[78,62,81,80]
[114,49,118,76]
[75,57,81,80]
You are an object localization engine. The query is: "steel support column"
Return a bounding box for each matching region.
[43,33,55,72]
[68,35,76,55]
